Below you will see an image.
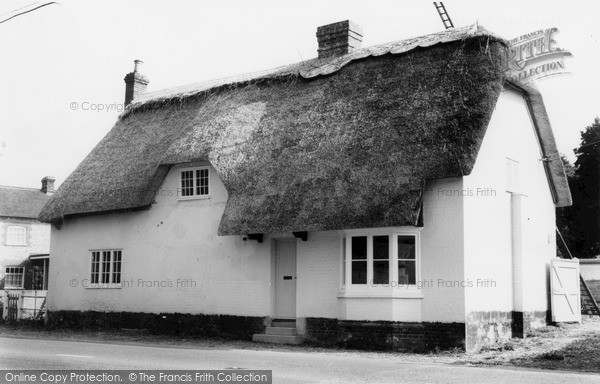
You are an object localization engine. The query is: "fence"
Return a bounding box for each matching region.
[1,290,47,321]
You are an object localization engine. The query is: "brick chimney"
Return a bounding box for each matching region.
[124,60,149,106]
[41,176,55,195]
[316,20,363,59]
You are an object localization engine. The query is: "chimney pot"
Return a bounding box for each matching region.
[133,59,143,73]
[41,176,55,195]
[124,59,149,106]
[316,20,363,58]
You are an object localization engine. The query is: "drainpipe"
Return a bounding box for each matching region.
[511,193,525,337]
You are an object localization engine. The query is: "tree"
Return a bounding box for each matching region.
[556,154,577,255]
[558,117,600,257]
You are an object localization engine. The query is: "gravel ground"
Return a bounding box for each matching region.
[460,316,600,373]
[1,316,599,372]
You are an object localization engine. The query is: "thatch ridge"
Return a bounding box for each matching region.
[122,24,504,118]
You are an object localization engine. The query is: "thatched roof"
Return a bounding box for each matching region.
[39,24,571,234]
[0,186,51,220]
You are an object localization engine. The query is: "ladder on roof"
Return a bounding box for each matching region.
[556,227,600,317]
[434,2,454,29]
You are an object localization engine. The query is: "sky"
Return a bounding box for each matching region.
[0,0,598,189]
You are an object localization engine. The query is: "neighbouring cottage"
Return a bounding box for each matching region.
[1,177,53,320]
[1,177,53,290]
[39,22,571,352]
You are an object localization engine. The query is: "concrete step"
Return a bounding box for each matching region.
[271,320,296,328]
[252,334,304,345]
[265,326,297,336]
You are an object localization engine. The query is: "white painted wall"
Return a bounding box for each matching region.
[420,178,466,323]
[48,162,272,316]
[296,231,339,319]
[463,88,556,316]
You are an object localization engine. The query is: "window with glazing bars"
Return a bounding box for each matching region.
[90,250,122,286]
[180,167,209,197]
[5,267,24,289]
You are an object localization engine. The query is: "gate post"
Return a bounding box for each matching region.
[1,291,7,320]
[16,291,23,321]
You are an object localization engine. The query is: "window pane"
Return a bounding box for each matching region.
[372,236,389,284]
[196,168,209,196]
[373,261,389,284]
[112,251,122,284]
[398,236,415,260]
[91,252,100,284]
[352,260,367,284]
[351,236,367,260]
[101,251,111,284]
[181,170,194,196]
[373,236,389,260]
[398,260,416,285]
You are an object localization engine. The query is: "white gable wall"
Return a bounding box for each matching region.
[463,88,556,318]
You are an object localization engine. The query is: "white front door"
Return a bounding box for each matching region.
[274,239,297,319]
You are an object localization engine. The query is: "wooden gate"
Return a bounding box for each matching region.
[6,293,19,322]
[551,258,581,322]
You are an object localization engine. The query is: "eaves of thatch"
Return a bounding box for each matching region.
[39,25,572,234]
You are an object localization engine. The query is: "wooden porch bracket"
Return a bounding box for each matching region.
[293,231,308,241]
[247,234,264,243]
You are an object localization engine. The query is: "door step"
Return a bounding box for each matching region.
[252,320,304,345]
[271,319,296,328]
[252,333,304,345]
[266,326,296,335]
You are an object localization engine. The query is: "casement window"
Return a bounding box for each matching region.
[397,235,417,285]
[5,267,24,289]
[506,158,520,193]
[341,231,420,290]
[6,226,26,246]
[179,167,209,199]
[90,250,122,287]
[351,236,368,284]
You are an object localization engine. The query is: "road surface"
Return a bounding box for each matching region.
[0,336,598,383]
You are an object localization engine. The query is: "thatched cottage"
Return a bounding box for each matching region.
[40,22,571,352]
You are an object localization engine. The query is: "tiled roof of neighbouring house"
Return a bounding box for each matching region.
[0,186,51,219]
[39,24,571,233]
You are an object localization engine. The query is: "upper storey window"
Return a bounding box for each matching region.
[179,167,209,199]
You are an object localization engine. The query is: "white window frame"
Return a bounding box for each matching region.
[339,228,422,298]
[5,266,25,289]
[6,226,26,246]
[506,158,520,193]
[88,249,122,289]
[178,166,210,200]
